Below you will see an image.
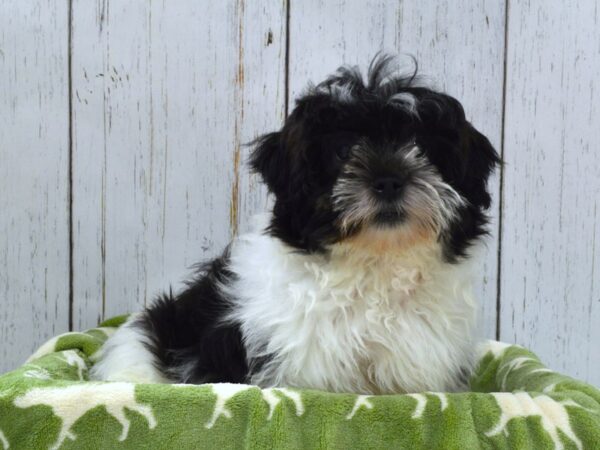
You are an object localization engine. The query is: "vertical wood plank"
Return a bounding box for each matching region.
[236,3,287,235]
[71,1,286,329]
[288,0,506,339]
[0,1,70,372]
[501,1,600,385]
[72,1,156,328]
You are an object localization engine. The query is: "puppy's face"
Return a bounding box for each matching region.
[251,56,500,260]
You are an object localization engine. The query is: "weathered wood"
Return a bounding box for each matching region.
[0,1,70,372]
[500,1,600,385]
[288,0,506,339]
[71,1,286,329]
[235,2,287,235]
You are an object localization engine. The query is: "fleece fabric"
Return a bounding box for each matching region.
[0,316,598,449]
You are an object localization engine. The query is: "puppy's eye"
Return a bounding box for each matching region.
[335,143,354,159]
[321,131,360,160]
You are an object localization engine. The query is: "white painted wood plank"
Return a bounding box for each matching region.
[72,1,156,329]
[288,0,506,339]
[235,4,287,236]
[0,2,70,372]
[71,1,286,329]
[501,1,600,385]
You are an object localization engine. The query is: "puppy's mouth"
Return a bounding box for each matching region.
[373,208,406,226]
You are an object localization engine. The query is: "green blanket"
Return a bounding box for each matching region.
[0,316,598,449]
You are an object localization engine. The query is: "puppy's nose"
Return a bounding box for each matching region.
[372,177,404,201]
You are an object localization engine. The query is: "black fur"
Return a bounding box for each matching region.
[132,54,499,383]
[137,251,252,383]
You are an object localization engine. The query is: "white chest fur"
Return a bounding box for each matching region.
[225,228,478,394]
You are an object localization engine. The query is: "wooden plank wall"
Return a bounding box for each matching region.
[1,1,598,385]
[0,1,71,373]
[501,1,600,385]
[70,1,285,330]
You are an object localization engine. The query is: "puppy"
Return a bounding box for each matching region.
[91,55,499,394]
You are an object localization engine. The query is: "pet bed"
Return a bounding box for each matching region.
[0,316,598,449]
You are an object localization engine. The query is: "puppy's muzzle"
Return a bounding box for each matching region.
[372,176,404,202]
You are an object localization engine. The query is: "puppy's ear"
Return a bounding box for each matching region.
[249,132,284,193]
[250,108,310,195]
[461,123,501,209]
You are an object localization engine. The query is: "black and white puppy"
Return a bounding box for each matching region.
[91,55,500,394]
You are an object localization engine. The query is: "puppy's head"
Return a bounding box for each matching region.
[251,55,500,260]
